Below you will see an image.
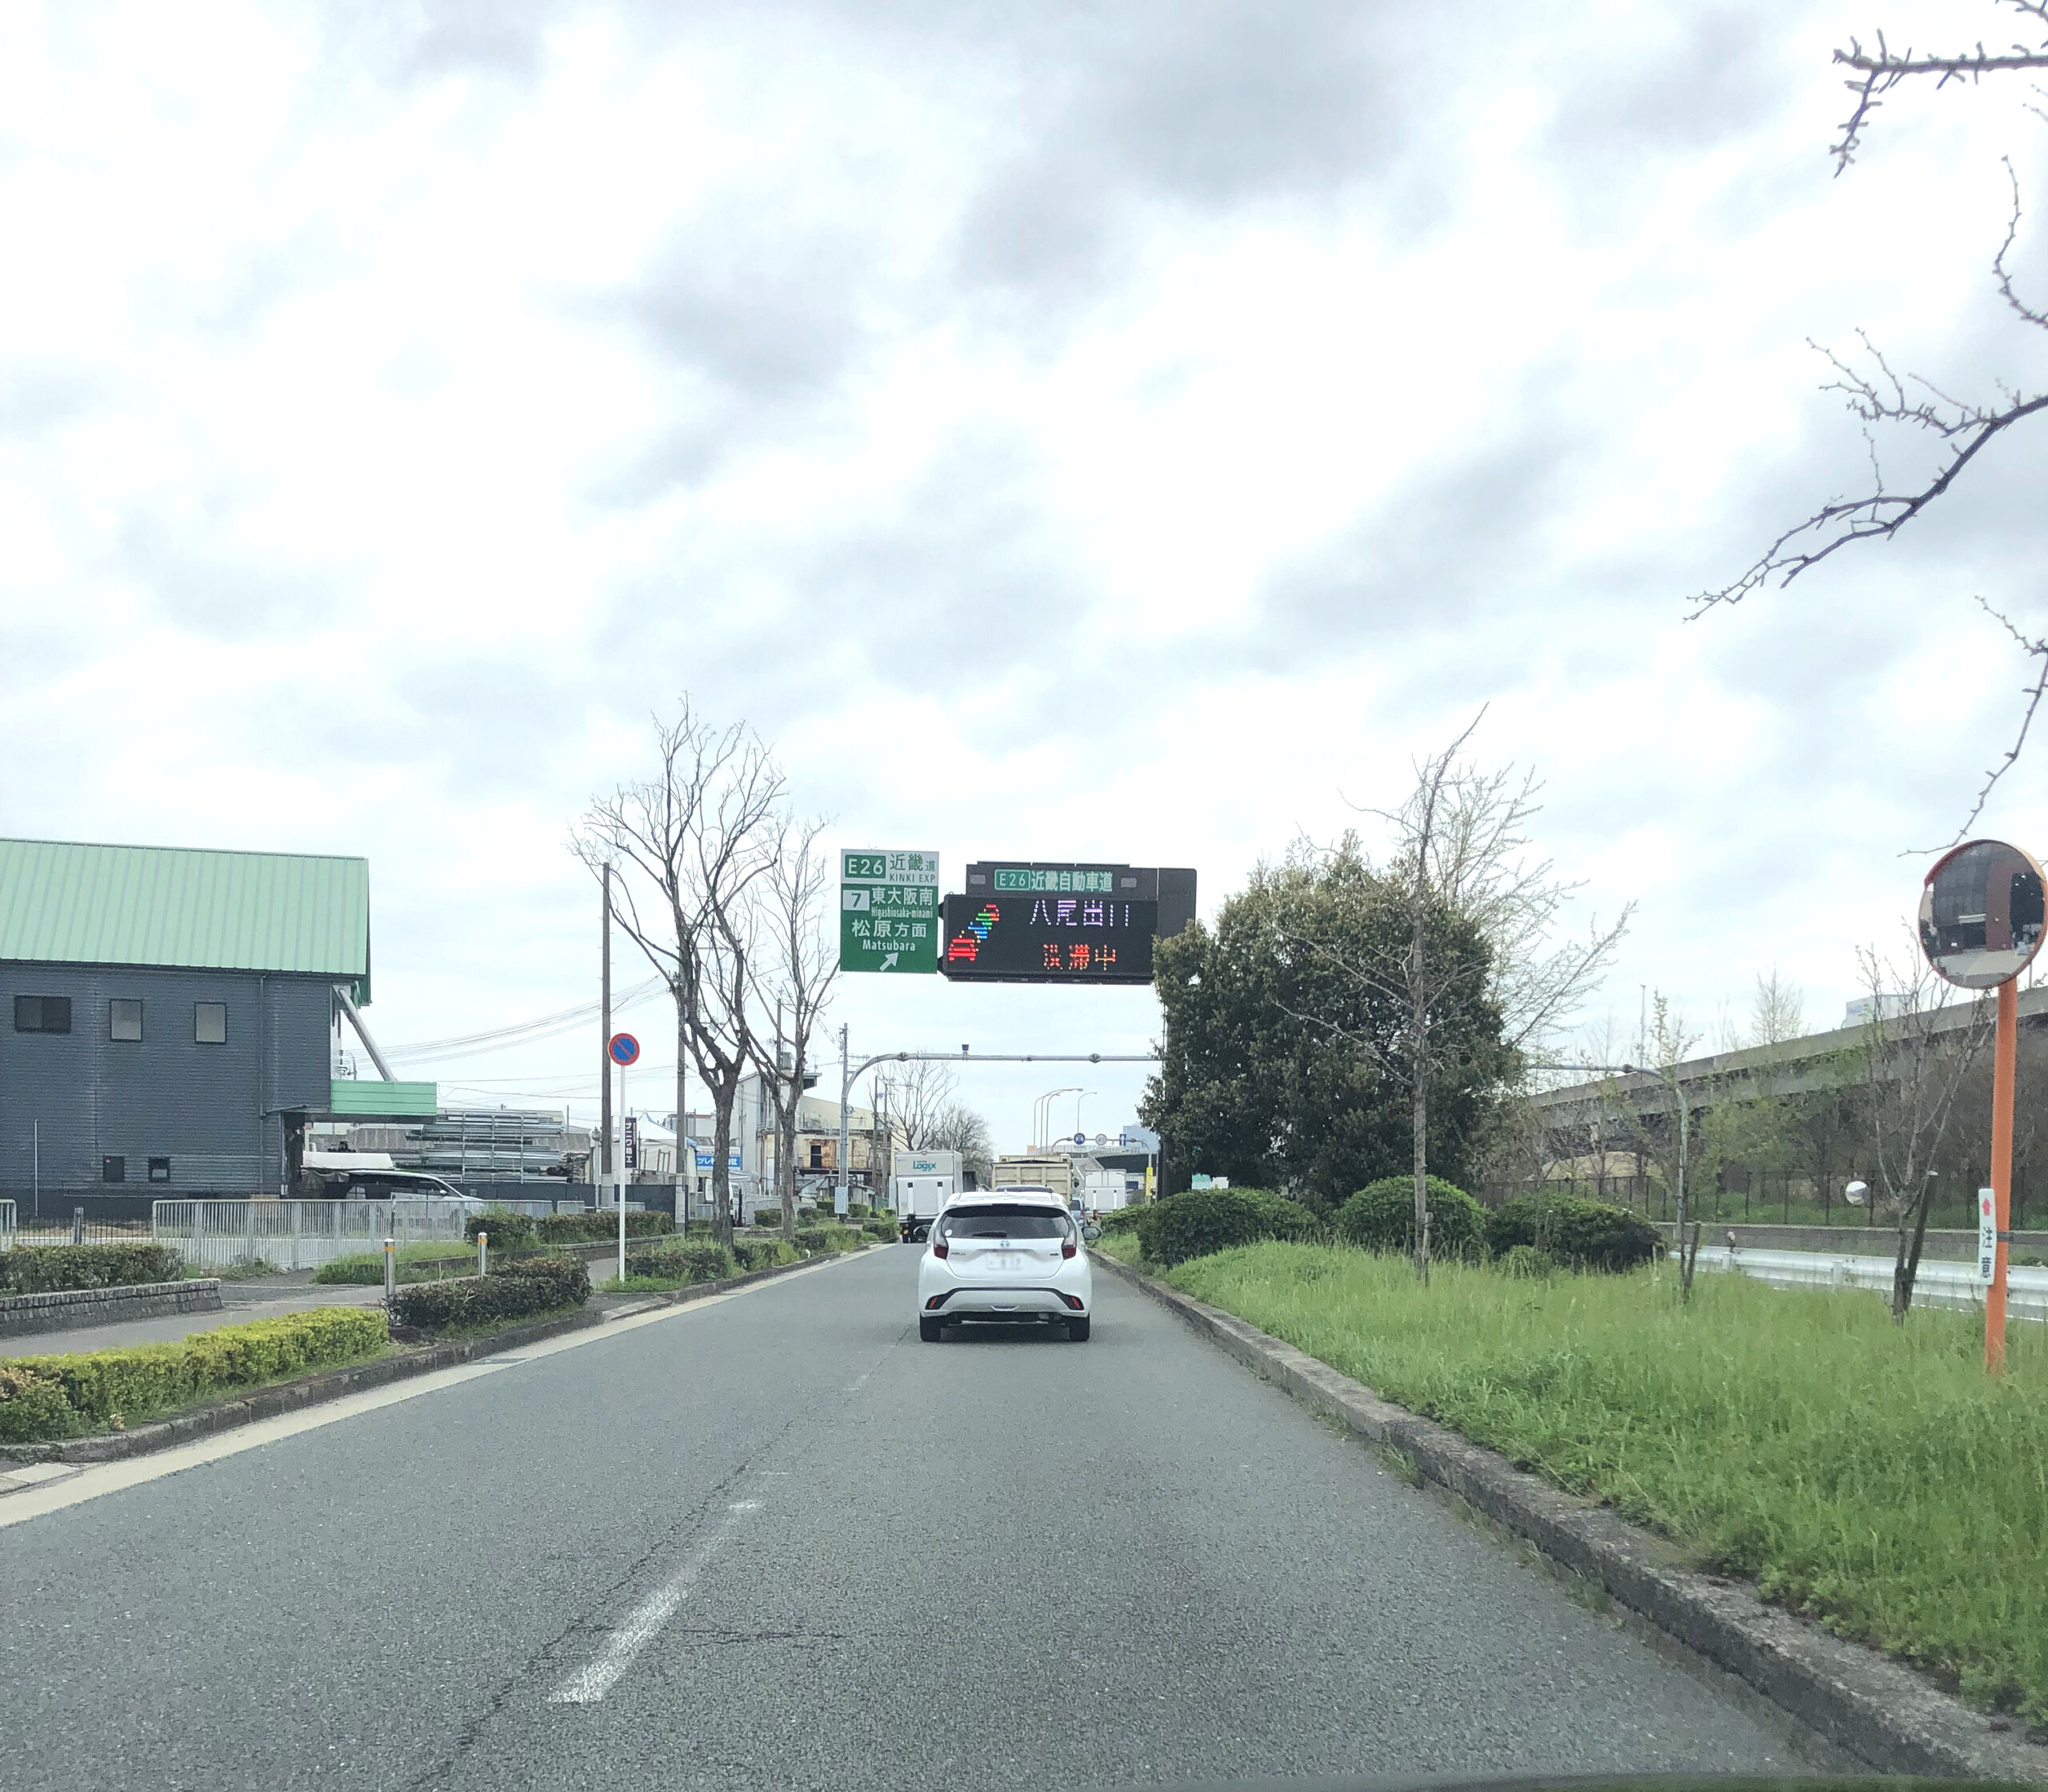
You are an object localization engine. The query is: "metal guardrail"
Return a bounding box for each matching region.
[1695,1244,2048,1322]
[151,1199,470,1273]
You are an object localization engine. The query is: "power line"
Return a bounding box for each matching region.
[385,976,666,1064]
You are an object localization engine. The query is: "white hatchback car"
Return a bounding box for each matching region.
[917,1188,1094,1342]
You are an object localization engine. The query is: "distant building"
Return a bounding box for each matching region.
[0,837,434,1212]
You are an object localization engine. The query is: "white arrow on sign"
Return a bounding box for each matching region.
[879,951,899,971]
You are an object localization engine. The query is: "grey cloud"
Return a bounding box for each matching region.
[1229,398,1598,678]
[107,500,344,642]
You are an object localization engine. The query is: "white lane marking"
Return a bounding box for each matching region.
[0,1253,863,1532]
[550,1496,760,1705]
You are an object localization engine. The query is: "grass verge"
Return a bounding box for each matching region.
[1156,1239,2048,1728]
[314,1242,478,1285]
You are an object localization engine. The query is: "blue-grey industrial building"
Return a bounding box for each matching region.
[0,838,434,1216]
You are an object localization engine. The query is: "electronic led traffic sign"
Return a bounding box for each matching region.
[938,862,1196,985]
[942,894,1158,982]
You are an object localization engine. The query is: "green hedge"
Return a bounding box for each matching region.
[1333,1177,1486,1261]
[465,1208,537,1250]
[0,1307,388,1441]
[1098,1206,1147,1235]
[752,1206,786,1229]
[1138,1189,1320,1268]
[387,1255,590,1331]
[860,1218,896,1241]
[1486,1195,1658,1272]
[792,1224,863,1255]
[625,1242,735,1285]
[2,1243,186,1294]
[731,1238,799,1273]
[536,1210,670,1245]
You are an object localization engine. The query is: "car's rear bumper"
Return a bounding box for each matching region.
[920,1285,1088,1319]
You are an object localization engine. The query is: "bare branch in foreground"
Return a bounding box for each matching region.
[1830,4,2048,171]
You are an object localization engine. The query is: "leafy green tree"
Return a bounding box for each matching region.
[1142,843,1514,1210]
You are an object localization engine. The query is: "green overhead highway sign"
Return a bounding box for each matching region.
[840,849,939,974]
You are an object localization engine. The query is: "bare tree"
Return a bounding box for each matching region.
[744,814,838,1243]
[883,1059,963,1154]
[1698,3,2048,830]
[923,1102,995,1186]
[1856,938,1994,1319]
[574,702,786,1247]
[1309,717,1633,1282]
[1608,994,1709,1302]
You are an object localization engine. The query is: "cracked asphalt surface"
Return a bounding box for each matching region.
[0,1246,1803,1790]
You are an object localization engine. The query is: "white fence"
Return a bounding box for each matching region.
[1696,1244,2048,1323]
[151,1199,472,1273]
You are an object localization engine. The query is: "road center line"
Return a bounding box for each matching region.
[550,1496,761,1706]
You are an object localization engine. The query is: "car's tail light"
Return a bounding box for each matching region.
[932,1238,948,1258]
[1058,1292,1084,1310]
[1061,1237,1077,1259]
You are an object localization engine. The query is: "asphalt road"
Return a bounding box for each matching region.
[0,1246,1803,1790]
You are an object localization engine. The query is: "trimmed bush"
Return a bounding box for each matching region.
[1486,1195,1658,1272]
[1098,1206,1147,1235]
[388,1254,590,1331]
[846,1202,870,1219]
[536,1209,670,1246]
[730,1238,798,1273]
[860,1219,896,1241]
[0,1307,387,1439]
[0,1363,78,1442]
[1334,1177,1486,1261]
[752,1206,786,1229]
[465,1208,536,1250]
[2,1243,186,1294]
[625,1242,734,1285]
[1138,1189,1321,1269]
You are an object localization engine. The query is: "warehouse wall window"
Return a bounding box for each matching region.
[194,1002,226,1044]
[102,1156,126,1182]
[110,998,143,1042]
[148,1157,171,1182]
[13,995,72,1034]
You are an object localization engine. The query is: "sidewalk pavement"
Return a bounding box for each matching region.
[3,1276,385,1358]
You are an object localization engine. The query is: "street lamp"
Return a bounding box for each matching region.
[1074,1090,1097,1138]
[1034,1087,1081,1150]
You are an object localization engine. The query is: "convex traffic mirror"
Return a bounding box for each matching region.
[1918,838,2047,989]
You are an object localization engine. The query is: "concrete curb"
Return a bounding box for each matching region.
[1097,1251,2048,1783]
[0,1246,854,1469]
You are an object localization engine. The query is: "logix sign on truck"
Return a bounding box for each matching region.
[893,1151,962,1242]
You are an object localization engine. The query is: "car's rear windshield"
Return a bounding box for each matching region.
[939,1205,1070,1240]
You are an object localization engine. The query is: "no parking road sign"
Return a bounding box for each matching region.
[609,1032,640,1066]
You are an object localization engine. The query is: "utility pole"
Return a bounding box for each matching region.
[599,863,613,1211]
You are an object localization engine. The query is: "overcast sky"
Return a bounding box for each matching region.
[5,1,2046,1153]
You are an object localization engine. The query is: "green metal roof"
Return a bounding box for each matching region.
[0,838,371,1001]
